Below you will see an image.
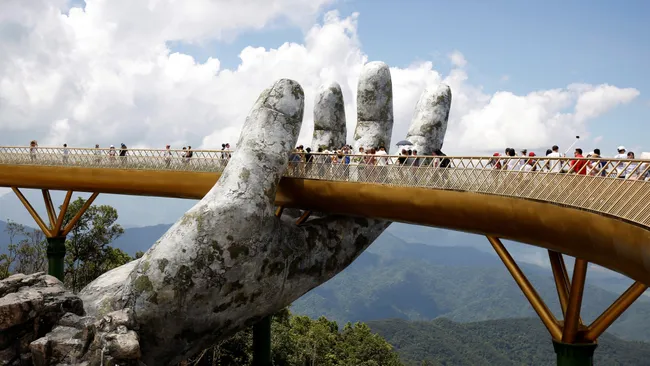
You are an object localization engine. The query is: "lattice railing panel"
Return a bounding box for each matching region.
[2,146,650,228]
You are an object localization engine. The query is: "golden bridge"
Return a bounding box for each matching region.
[2,145,650,365]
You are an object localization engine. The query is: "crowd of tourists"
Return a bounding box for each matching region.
[286,144,648,180]
[23,140,649,180]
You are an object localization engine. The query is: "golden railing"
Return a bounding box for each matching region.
[1,146,650,228]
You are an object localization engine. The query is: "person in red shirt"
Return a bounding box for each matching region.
[570,148,591,175]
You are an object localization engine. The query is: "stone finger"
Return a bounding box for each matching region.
[211,78,305,213]
[353,61,394,151]
[77,79,305,365]
[405,84,452,155]
[312,81,346,151]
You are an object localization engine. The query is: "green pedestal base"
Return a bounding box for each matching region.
[553,340,597,366]
[46,237,66,282]
[252,316,272,366]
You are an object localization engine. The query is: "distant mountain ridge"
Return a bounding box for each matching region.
[3,219,649,342]
[291,231,650,342]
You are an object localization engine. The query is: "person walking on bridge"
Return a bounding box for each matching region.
[119,143,127,165]
[62,144,69,164]
[569,148,590,175]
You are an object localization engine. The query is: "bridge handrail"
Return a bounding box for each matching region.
[2,146,650,228]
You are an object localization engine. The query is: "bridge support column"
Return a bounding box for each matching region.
[486,236,648,366]
[46,237,67,282]
[553,340,597,366]
[252,316,272,366]
[12,188,98,283]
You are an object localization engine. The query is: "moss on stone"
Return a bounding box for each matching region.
[211,240,222,254]
[133,275,153,295]
[228,244,250,260]
[239,168,250,182]
[174,265,194,296]
[180,211,205,233]
[267,261,285,276]
[291,83,303,101]
[98,297,114,317]
[158,258,169,272]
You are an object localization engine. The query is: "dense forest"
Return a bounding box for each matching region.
[369,317,650,366]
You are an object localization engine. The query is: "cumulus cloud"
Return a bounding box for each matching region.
[0,0,641,158]
[448,50,467,68]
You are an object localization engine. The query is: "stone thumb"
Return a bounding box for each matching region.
[209,79,304,213]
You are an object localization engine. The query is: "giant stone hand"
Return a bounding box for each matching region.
[61,62,452,365]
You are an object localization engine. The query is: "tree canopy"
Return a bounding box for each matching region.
[185,308,403,366]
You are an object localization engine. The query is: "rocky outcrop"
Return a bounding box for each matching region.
[0,273,142,365]
[0,272,83,365]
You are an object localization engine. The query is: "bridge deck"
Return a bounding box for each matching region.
[1,147,650,285]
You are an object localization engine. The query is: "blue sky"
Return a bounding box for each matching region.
[169,0,649,153]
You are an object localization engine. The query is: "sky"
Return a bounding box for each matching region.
[1,0,647,156]
[0,0,648,219]
[0,0,647,278]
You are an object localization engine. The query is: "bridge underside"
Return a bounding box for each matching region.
[2,164,650,286]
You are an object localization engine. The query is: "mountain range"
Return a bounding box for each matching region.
[4,216,650,363]
[4,218,647,340]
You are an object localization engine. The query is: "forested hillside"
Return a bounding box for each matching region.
[369,317,650,366]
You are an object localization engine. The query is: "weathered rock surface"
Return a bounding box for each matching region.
[353,61,394,151]
[405,84,452,155]
[313,81,347,150]
[0,272,83,366]
[0,273,143,365]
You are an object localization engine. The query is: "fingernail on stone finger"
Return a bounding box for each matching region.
[354,61,393,150]
[405,84,452,154]
[258,79,305,122]
[312,81,346,151]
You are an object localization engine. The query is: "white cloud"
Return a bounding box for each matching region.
[0,0,641,158]
[448,50,467,68]
[572,83,640,122]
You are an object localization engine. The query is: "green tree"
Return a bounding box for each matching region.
[337,322,402,366]
[0,221,47,279]
[185,309,404,366]
[62,197,129,292]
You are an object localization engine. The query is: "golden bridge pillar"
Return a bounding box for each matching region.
[486,236,648,366]
[12,188,98,282]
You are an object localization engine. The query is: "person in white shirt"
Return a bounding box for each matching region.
[546,145,563,173]
[375,146,388,166]
[612,146,628,178]
[520,152,536,172]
